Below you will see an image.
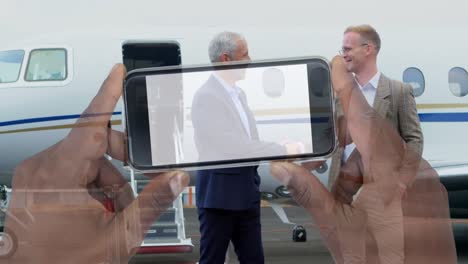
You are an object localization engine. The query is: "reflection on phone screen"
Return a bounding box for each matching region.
[145,62,328,167]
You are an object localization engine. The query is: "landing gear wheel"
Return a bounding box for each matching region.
[292,225,307,242]
[0,227,17,258]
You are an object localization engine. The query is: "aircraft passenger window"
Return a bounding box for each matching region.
[402,67,425,97]
[449,67,468,97]
[0,50,25,83]
[25,49,67,82]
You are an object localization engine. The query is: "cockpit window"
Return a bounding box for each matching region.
[402,67,425,97]
[0,50,25,83]
[25,49,67,82]
[449,67,468,97]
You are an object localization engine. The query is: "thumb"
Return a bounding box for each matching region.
[122,171,189,253]
[138,171,189,230]
[270,162,335,214]
[330,55,356,98]
[271,162,367,263]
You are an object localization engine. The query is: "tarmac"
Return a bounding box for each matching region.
[129,206,468,264]
[130,206,333,264]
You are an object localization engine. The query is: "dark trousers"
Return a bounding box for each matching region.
[197,207,264,264]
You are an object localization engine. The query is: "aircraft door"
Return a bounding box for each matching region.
[122,42,183,165]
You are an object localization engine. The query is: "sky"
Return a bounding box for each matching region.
[1,0,466,73]
[2,0,468,42]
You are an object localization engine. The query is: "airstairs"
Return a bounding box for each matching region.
[130,171,193,254]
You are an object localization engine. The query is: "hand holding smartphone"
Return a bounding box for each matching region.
[123,57,336,172]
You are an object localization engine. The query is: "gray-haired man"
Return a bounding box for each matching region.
[193,31,264,264]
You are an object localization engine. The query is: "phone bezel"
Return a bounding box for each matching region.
[123,56,337,172]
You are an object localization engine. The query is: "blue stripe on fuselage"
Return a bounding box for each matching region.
[1,112,468,129]
[0,112,122,127]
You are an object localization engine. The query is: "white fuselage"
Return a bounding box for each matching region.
[0,14,467,199]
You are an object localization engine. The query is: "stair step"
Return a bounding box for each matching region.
[140,207,176,224]
[157,208,176,223]
[144,223,179,239]
[142,237,182,245]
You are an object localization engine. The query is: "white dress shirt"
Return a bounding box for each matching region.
[213,74,251,138]
[342,72,381,161]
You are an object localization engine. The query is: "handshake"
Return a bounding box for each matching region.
[282,141,305,155]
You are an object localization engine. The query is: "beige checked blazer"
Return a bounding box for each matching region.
[327,74,424,187]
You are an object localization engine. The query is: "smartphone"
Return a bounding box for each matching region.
[123,57,336,172]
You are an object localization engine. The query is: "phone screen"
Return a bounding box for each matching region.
[124,58,335,171]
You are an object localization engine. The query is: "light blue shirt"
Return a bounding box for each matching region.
[343,72,381,161]
[213,74,251,138]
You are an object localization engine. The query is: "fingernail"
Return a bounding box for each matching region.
[270,162,292,186]
[169,172,188,196]
[110,63,121,74]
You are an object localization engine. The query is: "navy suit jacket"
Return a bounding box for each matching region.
[191,75,285,210]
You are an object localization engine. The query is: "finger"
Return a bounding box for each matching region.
[301,160,325,171]
[108,171,189,260]
[334,182,354,204]
[402,158,457,262]
[330,56,355,96]
[337,116,350,147]
[334,163,364,205]
[107,130,126,161]
[398,147,422,188]
[339,173,364,184]
[331,178,353,204]
[271,162,371,263]
[270,162,335,214]
[80,64,126,125]
[65,64,126,160]
[95,158,134,212]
